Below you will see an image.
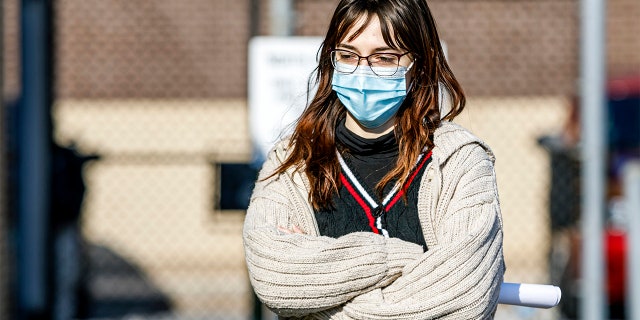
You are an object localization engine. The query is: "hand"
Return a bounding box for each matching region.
[278,225,306,235]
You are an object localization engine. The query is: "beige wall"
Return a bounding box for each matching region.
[456,97,571,283]
[55,99,253,314]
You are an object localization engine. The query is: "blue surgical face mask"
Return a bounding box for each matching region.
[332,64,410,129]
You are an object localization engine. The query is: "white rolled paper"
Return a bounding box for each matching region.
[498,282,562,308]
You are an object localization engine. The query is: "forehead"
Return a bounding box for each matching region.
[340,14,400,50]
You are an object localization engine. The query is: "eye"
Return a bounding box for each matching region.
[370,53,398,66]
[336,51,359,63]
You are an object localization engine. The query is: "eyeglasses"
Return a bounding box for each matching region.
[330,49,413,77]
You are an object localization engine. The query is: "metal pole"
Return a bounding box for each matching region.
[17,0,53,318]
[250,0,260,38]
[0,0,6,317]
[624,162,640,320]
[269,0,294,36]
[579,0,607,319]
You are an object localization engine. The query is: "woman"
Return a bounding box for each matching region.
[243,0,505,318]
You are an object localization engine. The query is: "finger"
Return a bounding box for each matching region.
[277,226,293,234]
[292,225,305,234]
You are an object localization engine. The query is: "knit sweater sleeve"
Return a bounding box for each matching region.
[242,149,425,318]
[339,143,505,319]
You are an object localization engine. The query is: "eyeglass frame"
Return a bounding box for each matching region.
[330,48,415,77]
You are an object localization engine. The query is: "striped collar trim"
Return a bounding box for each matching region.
[336,148,432,212]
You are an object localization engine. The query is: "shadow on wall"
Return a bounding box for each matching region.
[77,243,173,319]
[6,99,172,319]
[49,146,173,319]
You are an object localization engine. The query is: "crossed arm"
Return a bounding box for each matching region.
[243,144,505,319]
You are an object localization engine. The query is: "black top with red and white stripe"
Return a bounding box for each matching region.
[314,119,430,251]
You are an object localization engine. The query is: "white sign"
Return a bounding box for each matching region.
[248,36,323,161]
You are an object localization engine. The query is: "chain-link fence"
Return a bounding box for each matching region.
[2,0,639,319]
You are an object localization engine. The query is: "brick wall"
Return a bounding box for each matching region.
[56,0,251,99]
[607,0,640,76]
[295,0,638,97]
[48,0,639,99]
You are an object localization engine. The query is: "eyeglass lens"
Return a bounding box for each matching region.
[331,50,403,77]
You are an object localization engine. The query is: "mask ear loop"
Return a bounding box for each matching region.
[405,59,416,93]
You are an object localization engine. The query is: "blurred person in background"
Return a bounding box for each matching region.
[243,0,505,318]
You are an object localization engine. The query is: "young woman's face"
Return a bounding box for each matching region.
[336,14,413,138]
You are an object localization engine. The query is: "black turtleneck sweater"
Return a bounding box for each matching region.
[314,119,429,251]
[335,118,399,191]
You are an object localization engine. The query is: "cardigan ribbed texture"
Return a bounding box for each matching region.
[243,121,505,319]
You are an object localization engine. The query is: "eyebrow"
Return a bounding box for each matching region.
[336,43,399,53]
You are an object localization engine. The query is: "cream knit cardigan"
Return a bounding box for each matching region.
[243,122,505,319]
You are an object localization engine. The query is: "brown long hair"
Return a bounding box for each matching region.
[272,0,465,210]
